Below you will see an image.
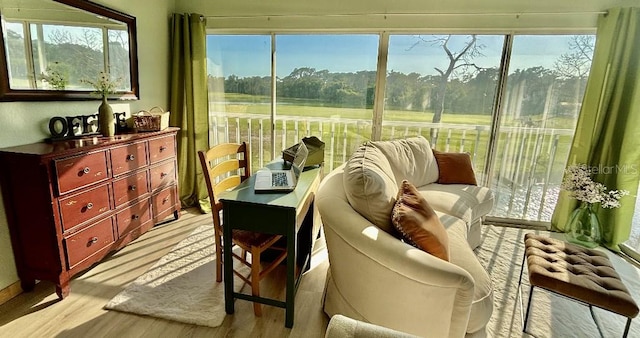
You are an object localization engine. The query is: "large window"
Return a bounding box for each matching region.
[206,32,595,224]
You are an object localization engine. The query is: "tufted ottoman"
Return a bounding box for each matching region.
[518,233,639,337]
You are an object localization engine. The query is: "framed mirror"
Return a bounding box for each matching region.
[0,0,139,101]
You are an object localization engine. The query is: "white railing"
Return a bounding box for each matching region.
[208,112,574,222]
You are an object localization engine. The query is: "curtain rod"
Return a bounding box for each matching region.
[206,11,608,20]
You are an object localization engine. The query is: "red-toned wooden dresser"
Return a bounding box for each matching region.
[0,128,180,299]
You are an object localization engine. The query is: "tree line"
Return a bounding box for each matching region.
[209,65,587,119]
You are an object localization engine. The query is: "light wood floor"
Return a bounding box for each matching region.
[0,209,330,338]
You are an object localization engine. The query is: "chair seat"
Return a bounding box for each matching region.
[232,229,280,248]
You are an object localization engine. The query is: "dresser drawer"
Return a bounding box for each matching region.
[64,217,115,269]
[113,170,150,208]
[59,184,111,231]
[149,135,176,164]
[150,160,176,191]
[115,198,152,237]
[152,186,177,218]
[110,141,148,176]
[55,151,109,195]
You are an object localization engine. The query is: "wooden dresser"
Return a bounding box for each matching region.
[0,128,180,299]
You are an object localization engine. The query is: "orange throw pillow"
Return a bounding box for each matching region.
[391,180,450,261]
[432,149,478,185]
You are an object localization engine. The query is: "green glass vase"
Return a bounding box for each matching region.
[98,96,115,137]
[566,202,601,248]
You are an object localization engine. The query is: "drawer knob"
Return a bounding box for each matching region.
[160,146,167,151]
[160,172,167,178]
[86,202,94,210]
[127,154,135,161]
[83,167,90,174]
[89,237,98,244]
[162,196,170,203]
[132,214,140,220]
[129,185,136,191]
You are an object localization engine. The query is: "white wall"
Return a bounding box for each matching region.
[0,0,176,292]
[177,0,639,32]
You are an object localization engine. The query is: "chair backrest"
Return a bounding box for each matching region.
[198,142,251,223]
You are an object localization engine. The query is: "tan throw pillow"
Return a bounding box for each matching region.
[432,150,478,185]
[343,142,399,234]
[368,136,439,187]
[391,180,450,261]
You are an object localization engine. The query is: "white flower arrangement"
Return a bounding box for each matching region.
[561,163,629,209]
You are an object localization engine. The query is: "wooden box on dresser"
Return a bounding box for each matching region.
[0,128,180,299]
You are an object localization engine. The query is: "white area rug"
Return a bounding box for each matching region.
[477,225,640,338]
[104,224,248,327]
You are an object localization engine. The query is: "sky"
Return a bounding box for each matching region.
[206,34,587,79]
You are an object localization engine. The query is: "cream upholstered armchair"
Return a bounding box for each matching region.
[318,136,494,338]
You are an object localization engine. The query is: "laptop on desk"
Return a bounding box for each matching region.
[254,141,308,193]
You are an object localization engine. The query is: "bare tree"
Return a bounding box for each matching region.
[554,35,595,119]
[409,35,485,141]
[554,35,594,78]
[79,29,101,51]
[47,29,75,45]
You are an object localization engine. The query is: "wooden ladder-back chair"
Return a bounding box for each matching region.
[198,142,287,316]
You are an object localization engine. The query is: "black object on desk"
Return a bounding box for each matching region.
[219,159,322,327]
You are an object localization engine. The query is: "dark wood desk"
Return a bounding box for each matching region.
[219,160,322,327]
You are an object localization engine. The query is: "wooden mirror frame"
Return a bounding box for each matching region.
[0,0,139,101]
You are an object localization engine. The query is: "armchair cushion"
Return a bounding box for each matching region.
[392,180,449,261]
[433,150,478,185]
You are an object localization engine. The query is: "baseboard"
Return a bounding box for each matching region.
[0,281,22,305]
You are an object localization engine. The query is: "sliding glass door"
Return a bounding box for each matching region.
[384,34,504,181]
[275,35,378,171]
[206,35,271,167]
[488,35,593,222]
[205,32,595,224]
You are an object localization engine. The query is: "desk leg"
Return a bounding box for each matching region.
[300,200,314,272]
[223,206,234,315]
[286,211,296,328]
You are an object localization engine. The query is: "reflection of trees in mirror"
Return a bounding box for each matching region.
[109,30,131,88]
[4,21,130,91]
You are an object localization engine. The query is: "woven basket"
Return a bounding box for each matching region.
[133,107,170,132]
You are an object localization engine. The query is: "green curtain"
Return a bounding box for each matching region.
[169,13,210,212]
[551,7,640,251]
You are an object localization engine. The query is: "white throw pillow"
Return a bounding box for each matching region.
[343,143,398,234]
